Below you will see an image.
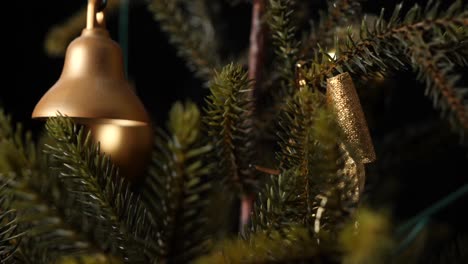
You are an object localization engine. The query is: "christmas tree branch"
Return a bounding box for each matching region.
[142,101,215,263]
[267,0,300,96]
[3,175,97,263]
[1,110,104,263]
[252,89,361,234]
[307,2,467,85]
[45,116,155,263]
[408,33,468,133]
[195,227,338,264]
[251,170,305,233]
[148,0,221,80]
[277,89,319,172]
[303,1,468,133]
[441,36,468,67]
[301,0,363,57]
[0,177,21,263]
[205,64,256,195]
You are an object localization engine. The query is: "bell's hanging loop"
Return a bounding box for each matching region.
[87,0,108,29]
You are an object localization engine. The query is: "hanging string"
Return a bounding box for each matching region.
[119,0,129,77]
[394,183,468,254]
[393,217,429,255]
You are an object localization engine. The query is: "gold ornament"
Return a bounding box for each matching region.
[87,123,153,182]
[33,0,150,127]
[326,72,376,164]
[34,0,152,180]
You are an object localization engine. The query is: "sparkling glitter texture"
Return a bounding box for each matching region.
[326,72,376,163]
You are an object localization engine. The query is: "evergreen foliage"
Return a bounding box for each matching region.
[204,64,257,195]
[298,0,468,134]
[195,226,339,264]
[303,0,363,55]
[267,0,301,96]
[148,0,222,80]
[0,110,102,263]
[252,89,361,235]
[142,101,215,263]
[44,116,155,263]
[0,176,20,263]
[1,0,467,263]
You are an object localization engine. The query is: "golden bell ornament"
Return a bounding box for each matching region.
[86,123,153,181]
[33,0,152,180]
[33,0,149,126]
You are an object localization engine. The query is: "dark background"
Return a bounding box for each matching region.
[3,0,467,259]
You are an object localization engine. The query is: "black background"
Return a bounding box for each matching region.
[2,0,468,258]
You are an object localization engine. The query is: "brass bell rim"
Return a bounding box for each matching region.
[32,117,149,127]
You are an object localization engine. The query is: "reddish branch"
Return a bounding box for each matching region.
[241,0,266,231]
[248,0,266,91]
[240,194,255,232]
[414,46,468,130]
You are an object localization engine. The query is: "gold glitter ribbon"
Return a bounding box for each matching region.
[327,72,376,164]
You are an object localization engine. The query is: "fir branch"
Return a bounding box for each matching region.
[302,1,468,133]
[0,109,13,139]
[250,170,305,233]
[406,29,468,134]
[253,89,362,234]
[267,0,301,96]
[253,89,317,232]
[0,110,101,263]
[276,88,321,171]
[256,0,302,140]
[0,177,21,263]
[2,173,93,263]
[143,101,215,263]
[252,90,315,232]
[305,1,467,86]
[398,1,468,133]
[403,2,468,133]
[44,116,155,263]
[204,63,256,194]
[194,226,339,264]
[148,0,222,80]
[437,36,468,67]
[301,0,363,57]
